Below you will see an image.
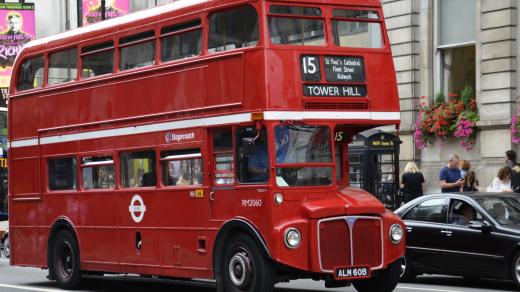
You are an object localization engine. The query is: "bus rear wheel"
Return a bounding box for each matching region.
[50,230,82,290]
[220,235,273,292]
[352,260,401,292]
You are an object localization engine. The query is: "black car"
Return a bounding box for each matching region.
[395,192,520,289]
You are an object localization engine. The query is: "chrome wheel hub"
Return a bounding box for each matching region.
[515,257,520,283]
[228,251,252,288]
[400,257,406,278]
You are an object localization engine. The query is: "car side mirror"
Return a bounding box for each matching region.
[468,220,491,231]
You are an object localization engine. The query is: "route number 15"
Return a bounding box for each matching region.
[300,55,321,81]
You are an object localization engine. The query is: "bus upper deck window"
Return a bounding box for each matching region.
[48,48,78,85]
[16,55,44,91]
[268,5,325,46]
[208,6,259,53]
[332,9,383,49]
[161,20,202,62]
[48,157,77,191]
[119,30,155,71]
[81,41,114,78]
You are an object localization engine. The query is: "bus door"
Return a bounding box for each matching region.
[210,129,236,220]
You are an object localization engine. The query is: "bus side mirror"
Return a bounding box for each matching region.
[242,138,255,156]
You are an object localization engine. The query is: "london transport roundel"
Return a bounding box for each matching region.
[129,194,146,223]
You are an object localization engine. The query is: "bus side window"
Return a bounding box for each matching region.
[161,149,203,186]
[48,48,78,85]
[160,20,202,62]
[120,150,157,188]
[119,30,155,71]
[213,129,234,185]
[81,156,115,190]
[81,41,114,79]
[236,126,269,184]
[208,5,259,53]
[48,157,77,191]
[16,55,44,91]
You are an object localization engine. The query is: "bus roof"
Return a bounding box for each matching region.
[21,0,382,54]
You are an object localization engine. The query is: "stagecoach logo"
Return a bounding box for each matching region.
[165,131,196,144]
[129,194,146,223]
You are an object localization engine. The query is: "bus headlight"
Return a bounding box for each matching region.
[284,228,301,249]
[389,224,403,244]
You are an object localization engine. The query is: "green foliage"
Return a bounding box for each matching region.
[434,92,445,107]
[460,84,473,106]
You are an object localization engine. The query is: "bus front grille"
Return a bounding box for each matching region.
[318,216,384,272]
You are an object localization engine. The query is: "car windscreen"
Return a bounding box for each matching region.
[475,196,520,225]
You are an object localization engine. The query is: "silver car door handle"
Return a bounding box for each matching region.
[441,230,452,236]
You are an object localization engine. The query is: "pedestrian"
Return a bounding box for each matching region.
[439,154,464,193]
[511,165,520,193]
[460,160,471,178]
[461,170,479,192]
[400,161,425,203]
[487,167,513,192]
[506,150,518,168]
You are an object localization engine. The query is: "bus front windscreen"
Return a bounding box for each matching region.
[275,124,332,187]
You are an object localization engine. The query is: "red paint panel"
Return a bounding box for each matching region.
[351,219,382,268]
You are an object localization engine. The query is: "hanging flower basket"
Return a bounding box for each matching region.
[414,85,479,151]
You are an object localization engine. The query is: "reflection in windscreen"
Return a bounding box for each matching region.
[275,124,332,187]
[269,17,325,46]
[476,196,520,225]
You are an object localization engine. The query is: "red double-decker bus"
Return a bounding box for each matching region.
[8,0,404,291]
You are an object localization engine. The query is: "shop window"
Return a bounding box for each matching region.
[49,157,77,191]
[208,5,259,52]
[48,48,78,85]
[160,20,202,62]
[81,156,115,189]
[119,30,155,70]
[120,150,156,187]
[81,41,114,78]
[161,149,203,186]
[17,55,44,91]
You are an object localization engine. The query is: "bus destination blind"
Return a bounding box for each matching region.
[324,56,365,83]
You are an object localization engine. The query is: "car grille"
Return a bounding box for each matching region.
[318,216,383,272]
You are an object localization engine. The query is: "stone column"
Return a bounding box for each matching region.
[382,0,421,163]
[477,0,518,180]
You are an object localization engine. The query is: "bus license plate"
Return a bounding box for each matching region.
[334,267,371,280]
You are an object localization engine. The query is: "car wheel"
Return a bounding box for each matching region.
[399,254,417,282]
[352,259,401,292]
[512,253,520,290]
[50,230,82,290]
[220,235,273,292]
[2,234,8,258]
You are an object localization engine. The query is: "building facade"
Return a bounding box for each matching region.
[383,0,519,192]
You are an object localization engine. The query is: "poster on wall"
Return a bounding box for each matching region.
[83,0,130,25]
[0,2,35,107]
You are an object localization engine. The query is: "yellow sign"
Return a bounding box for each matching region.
[0,158,7,168]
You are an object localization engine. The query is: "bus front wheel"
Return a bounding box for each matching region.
[50,230,82,290]
[352,260,401,292]
[220,235,273,292]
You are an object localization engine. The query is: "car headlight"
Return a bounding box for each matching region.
[284,228,301,249]
[389,224,403,244]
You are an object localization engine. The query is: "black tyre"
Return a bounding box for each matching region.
[2,234,8,258]
[352,259,401,292]
[399,254,417,282]
[512,252,520,290]
[219,235,273,292]
[50,230,82,290]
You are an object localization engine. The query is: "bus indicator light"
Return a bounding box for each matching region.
[251,112,264,121]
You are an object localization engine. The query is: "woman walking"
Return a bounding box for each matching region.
[400,162,425,203]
